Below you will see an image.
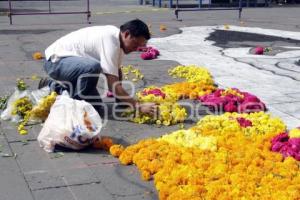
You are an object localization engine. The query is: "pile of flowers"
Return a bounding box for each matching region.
[132,86,187,126]
[17,92,57,135]
[192,112,285,138]
[137,46,160,60]
[109,112,299,200]
[126,65,217,126]
[199,88,266,113]
[121,65,144,82]
[12,97,33,118]
[271,128,300,161]
[136,87,174,104]
[158,129,217,151]
[127,102,187,126]
[168,65,214,85]
[162,82,216,100]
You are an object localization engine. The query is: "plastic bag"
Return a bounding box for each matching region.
[30,86,51,104]
[0,89,30,122]
[0,87,51,123]
[37,92,102,152]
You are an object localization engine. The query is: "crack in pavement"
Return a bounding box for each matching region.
[31,180,101,192]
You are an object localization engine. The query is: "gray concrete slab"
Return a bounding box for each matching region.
[10,141,100,190]
[0,135,34,200]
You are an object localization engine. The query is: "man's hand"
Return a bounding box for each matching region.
[136,102,157,116]
[106,73,157,116]
[106,73,136,106]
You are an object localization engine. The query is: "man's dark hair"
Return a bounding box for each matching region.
[120,19,151,40]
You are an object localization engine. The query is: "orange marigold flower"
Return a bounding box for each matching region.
[160,24,167,32]
[141,170,151,181]
[92,136,114,151]
[119,151,134,165]
[109,144,125,157]
[32,52,43,60]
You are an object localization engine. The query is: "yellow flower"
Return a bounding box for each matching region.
[19,129,28,135]
[121,65,144,83]
[168,65,214,85]
[289,128,300,138]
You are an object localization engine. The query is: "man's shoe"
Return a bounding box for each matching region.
[38,77,52,89]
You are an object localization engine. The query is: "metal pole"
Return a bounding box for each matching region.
[152,0,155,6]
[198,0,202,8]
[8,0,12,24]
[169,0,173,8]
[87,0,91,23]
[239,0,242,19]
[159,0,162,7]
[175,0,179,20]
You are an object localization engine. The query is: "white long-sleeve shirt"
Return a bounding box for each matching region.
[45,25,124,77]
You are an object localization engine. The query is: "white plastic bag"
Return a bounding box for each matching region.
[37,93,102,152]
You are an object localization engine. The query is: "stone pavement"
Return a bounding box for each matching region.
[0,1,300,199]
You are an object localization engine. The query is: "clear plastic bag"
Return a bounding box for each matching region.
[30,86,51,104]
[0,89,31,122]
[0,87,51,123]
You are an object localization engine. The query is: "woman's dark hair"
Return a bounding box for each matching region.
[120,19,151,40]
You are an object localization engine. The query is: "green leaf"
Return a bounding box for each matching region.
[51,152,64,159]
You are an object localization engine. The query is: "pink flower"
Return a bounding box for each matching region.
[142,88,165,98]
[236,117,252,128]
[149,48,160,56]
[270,133,300,161]
[243,94,260,103]
[271,132,289,144]
[254,46,264,55]
[288,138,300,152]
[272,142,286,152]
[224,101,238,112]
[141,52,155,60]
[199,88,266,113]
[106,91,114,98]
[140,47,159,60]
[214,89,223,97]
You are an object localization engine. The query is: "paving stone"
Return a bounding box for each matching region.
[2,122,41,143]
[0,136,33,200]
[90,163,157,197]
[33,187,75,200]
[10,141,100,191]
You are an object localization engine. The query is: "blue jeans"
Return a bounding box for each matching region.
[44,56,103,112]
